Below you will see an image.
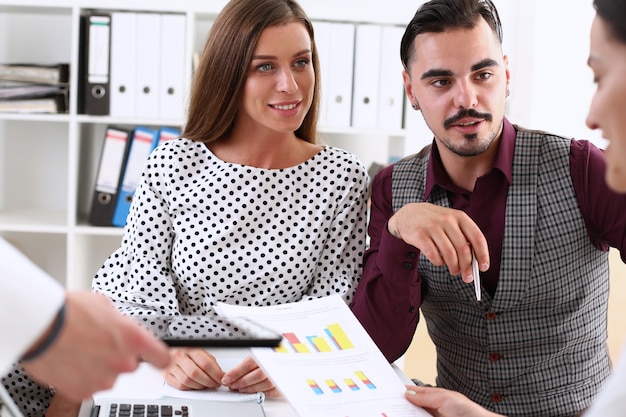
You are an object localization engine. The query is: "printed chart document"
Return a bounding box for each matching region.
[216,296,429,417]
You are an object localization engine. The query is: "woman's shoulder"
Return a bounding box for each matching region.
[152,137,206,155]
[320,146,367,172]
[146,138,215,176]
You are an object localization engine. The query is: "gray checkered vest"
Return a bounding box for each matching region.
[392,127,610,417]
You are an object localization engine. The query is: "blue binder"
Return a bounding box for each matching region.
[156,126,181,148]
[111,126,159,227]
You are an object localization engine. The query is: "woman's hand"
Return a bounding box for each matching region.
[405,386,506,417]
[163,348,224,390]
[221,355,280,397]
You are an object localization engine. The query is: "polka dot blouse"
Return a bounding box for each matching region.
[1,140,369,417]
[93,139,369,316]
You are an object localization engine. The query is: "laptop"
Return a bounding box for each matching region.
[75,353,269,417]
[77,394,266,417]
[0,366,267,417]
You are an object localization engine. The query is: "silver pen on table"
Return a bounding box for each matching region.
[472,249,481,301]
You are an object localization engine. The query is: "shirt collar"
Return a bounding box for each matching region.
[424,117,515,199]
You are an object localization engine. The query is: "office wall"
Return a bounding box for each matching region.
[505,0,603,147]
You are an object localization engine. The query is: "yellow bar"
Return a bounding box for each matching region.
[312,336,332,352]
[274,343,289,353]
[294,343,310,353]
[328,323,354,350]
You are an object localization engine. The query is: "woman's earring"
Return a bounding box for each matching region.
[506,89,510,97]
[411,103,417,110]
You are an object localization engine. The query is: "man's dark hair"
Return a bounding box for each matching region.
[400,0,503,70]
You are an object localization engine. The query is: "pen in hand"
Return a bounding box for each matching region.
[472,250,481,301]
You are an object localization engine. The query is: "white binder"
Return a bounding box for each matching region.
[110,12,137,118]
[326,22,355,129]
[351,24,382,129]
[312,20,331,128]
[377,25,405,130]
[159,14,186,121]
[135,13,161,119]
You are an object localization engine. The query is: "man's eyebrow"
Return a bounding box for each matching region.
[471,58,499,72]
[421,68,453,80]
[420,58,500,80]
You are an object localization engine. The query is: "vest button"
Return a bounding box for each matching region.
[408,305,415,313]
[402,262,414,270]
[485,312,497,320]
[489,353,500,362]
[405,251,417,258]
[491,393,502,403]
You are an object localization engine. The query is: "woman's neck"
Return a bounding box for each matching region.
[208,132,321,169]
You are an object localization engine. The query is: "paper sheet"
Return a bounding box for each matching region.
[160,357,259,402]
[94,358,260,403]
[216,295,430,417]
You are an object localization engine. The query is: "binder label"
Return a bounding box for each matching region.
[95,129,128,194]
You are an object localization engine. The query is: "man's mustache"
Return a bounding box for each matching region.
[444,109,493,129]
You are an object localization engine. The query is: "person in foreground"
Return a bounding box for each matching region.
[350,0,626,416]
[399,0,626,416]
[0,237,170,403]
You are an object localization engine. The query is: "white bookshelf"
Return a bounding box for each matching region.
[0,0,427,290]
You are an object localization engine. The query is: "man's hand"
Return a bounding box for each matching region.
[405,386,505,417]
[22,292,171,401]
[388,202,489,282]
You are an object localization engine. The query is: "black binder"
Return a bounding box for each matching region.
[78,12,111,115]
[88,126,133,226]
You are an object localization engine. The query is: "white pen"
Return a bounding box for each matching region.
[472,249,481,301]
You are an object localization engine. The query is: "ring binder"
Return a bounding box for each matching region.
[79,12,111,115]
[88,126,133,226]
[111,126,159,227]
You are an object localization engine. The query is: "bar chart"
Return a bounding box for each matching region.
[306,370,377,395]
[276,322,355,353]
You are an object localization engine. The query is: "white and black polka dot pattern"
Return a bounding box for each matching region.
[2,365,53,417]
[93,139,368,316]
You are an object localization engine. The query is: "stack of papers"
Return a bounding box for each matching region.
[216,295,429,417]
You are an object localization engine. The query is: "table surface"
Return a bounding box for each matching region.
[94,348,413,417]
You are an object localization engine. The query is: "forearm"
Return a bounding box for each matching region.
[351,227,421,362]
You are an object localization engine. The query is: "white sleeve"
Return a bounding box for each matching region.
[0,237,65,372]
[584,342,626,416]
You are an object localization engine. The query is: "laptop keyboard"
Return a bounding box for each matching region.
[93,403,190,417]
